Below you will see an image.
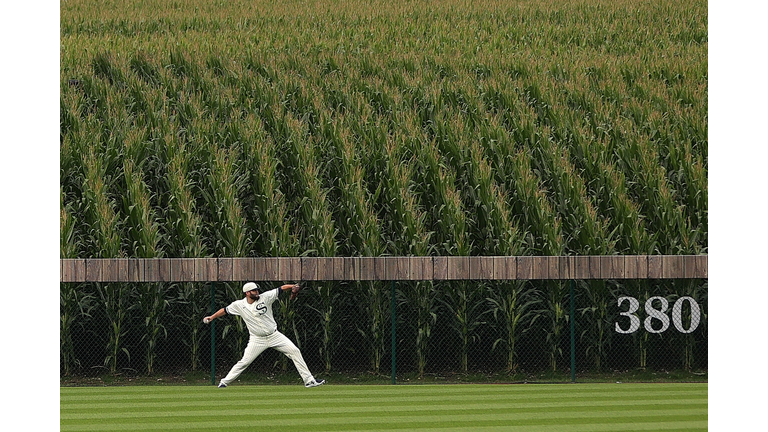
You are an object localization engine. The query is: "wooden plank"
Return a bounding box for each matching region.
[128,259,145,282]
[183,258,196,281]
[316,257,335,280]
[559,256,574,280]
[494,256,516,280]
[317,257,335,280]
[448,256,470,280]
[491,256,506,280]
[410,257,433,280]
[343,257,359,281]
[301,257,318,281]
[603,256,625,279]
[383,257,396,280]
[696,255,708,278]
[172,258,195,282]
[263,258,279,281]
[143,259,157,281]
[88,259,104,281]
[624,255,638,279]
[196,258,217,281]
[531,256,549,279]
[546,256,561,280]
[252,257,265,280]
[231,258,249,280]
[647,255,663,279]
[573,256,590,279]
[469,257,480,279]
[331,257,345,280]
[117,259,129,282]
[517,256,533,280]
[374,257,388,281]
[217,258,233,281]
[102,259,120,282]
[359,257,376,281]
[433,257,448,280]
[156,259,172,282]
[475,256,495,280]
[587,256,601,279]
[662,255,684,279]
[280,257,301,281]
[62,259,86,282]
[686,255,707,279]
[168,259,181,281]
[387,257,409,280]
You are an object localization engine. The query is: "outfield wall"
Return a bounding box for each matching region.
[61,255,707,282]
[60,255,707,383]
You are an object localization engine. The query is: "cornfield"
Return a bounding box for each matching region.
[60,0,707,380]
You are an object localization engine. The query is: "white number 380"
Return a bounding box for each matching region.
[615,296,701,334]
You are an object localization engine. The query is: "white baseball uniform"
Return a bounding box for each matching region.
[219,287,316,386]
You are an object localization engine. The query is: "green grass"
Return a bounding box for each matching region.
[61,383,707,431]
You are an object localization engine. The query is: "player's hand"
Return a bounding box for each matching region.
[290,284,301,300]
[203,316,212,324]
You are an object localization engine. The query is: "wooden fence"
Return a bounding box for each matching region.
[60,255,707,282]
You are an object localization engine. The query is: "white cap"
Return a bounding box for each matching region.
[243,282,260,293]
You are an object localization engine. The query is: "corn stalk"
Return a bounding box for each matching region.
[123,155,168,374]
[324,113,389,374]
[279,111,338,372]
[161,131,209,370]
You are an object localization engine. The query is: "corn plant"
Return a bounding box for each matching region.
[486,281,540,373]
[61,187,80,260]
[174,282,208,371]
[203,146,249,257]
[669,279,707,371]
[162,134,207,258]
[323,113,390,374]
[276,112,338,371]
[241,116,298,258]
[61,284,96,376]
[380,130,432,257]
[158,130,210,371]
[239,117,307,371]
[81,146,121,259]
[532,131,614,255]
[123,157,169,374]
[80,139,131,374]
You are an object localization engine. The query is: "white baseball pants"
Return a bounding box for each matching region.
[220,331,315,385]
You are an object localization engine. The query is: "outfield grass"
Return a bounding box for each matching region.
[61,383,706,431]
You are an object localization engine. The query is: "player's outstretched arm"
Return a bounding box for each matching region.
[203,307,227,324]
[279,283,301,300]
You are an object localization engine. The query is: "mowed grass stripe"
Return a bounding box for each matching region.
[60,383,704,396]
[61,398,706,417]
[60,383,706,404]
[60,420,708,432]
[61,412,706,431]
[62,384,706,431]
[61,407,706,423]
[61,399,706,418]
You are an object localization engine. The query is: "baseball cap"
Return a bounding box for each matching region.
[242,282,260,292]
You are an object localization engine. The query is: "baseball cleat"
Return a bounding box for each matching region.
[218,382,227,388]
[305,379,325,388]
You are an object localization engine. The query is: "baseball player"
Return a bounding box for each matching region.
[203,282,325,388]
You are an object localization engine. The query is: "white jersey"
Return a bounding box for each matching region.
[225,288,281,337]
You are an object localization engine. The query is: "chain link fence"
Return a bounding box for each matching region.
[60,278,707,385]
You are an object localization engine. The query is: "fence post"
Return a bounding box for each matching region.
[570,280,576,383]
[391,280,396,385]
[210,282,216,386]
